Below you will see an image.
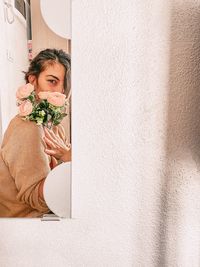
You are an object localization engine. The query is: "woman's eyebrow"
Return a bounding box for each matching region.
[46,75,59,80]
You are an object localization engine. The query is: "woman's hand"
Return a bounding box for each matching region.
[43,127,71,162]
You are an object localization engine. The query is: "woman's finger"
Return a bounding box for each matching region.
[44,127,61,143]
[44,127,54,140]
[44,148,57,156]
[46,127,58,139]
[53,126,59,136]
[45,130,66,149]
[44,135,63,149]
[43,136,57,149]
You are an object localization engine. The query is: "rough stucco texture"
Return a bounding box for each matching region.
[0,1,200,267]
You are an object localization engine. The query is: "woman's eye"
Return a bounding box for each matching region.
[48,80,57,85]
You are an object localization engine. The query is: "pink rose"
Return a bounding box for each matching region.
[47,92,66,107]
[38,91,50,100]
[18,100,33,116]
[16,83,34,99]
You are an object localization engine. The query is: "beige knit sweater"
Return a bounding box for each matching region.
[0,115,66,218]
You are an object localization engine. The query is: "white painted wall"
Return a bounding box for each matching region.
[0,1,200,266]
[0,1,28,139]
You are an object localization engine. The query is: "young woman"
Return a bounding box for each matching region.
[0,48,71,218]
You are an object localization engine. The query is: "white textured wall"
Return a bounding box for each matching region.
[0,1,200,266]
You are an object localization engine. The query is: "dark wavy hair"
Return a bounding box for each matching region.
[24,48,71,97]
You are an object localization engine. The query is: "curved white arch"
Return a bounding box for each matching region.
[40,0,71,39]
[44,162,71,218]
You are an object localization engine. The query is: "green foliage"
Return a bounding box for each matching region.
[25,97,67,129]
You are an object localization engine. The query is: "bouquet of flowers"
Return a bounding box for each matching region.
[16,83,68,129]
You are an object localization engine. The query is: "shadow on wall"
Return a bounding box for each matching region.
[157,2,200,266]
[166,3,200,160]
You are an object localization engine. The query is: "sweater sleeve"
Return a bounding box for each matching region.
[1,117,51,213]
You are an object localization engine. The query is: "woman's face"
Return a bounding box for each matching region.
[29,62,65,96]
